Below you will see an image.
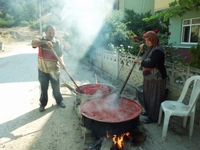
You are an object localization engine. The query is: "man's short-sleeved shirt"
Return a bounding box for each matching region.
[33,37,63,74]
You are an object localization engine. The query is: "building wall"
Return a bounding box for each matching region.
[154,0,174,12]
[119,0,154,15]
[169,10,200,48]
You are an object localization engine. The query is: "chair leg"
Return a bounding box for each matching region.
[183,117,188,127]
[162,112,170,140]
[189,113,195,139]
[158,107,163,126]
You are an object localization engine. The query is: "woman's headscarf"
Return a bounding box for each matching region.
[142,31,159,48]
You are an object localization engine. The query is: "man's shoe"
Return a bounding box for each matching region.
[39,106,45,112]
[57,102,66,108]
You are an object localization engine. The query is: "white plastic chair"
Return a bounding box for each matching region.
[158,75,200,140]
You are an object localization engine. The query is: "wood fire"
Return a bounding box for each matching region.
[107,131,130,150]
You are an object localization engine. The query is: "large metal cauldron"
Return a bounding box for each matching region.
[74,84,115,104]
[80,97,142,137]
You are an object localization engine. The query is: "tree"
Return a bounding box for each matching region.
[144,0,200,22]
[123,9,168,36]
[0,0,65,27]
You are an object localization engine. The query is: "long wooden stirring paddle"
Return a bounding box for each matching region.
[114,48,142,104]
[50,47,84,93]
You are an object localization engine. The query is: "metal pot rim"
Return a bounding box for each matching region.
[80,97,142,123]
[74,83,115,96]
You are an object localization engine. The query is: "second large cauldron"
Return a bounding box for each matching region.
[80,96,142,137]
[74,84,115,104]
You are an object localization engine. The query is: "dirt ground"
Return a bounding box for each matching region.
[0,85,90,150]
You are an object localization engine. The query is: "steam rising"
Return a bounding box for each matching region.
[61,0,117,58]
[81,92,137,122]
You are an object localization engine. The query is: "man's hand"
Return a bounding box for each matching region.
[32,40,48,48]
[60,62,66,70]
[59,57,66,70]
[46,41,53,48]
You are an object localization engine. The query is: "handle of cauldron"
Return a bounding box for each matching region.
[50,47,84,93]
[119,48,142,95]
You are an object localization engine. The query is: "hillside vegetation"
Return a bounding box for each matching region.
[0,0,64,30]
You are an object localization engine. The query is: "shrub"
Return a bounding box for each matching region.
[0,18,6,27]
[123,9,169,36]
[1,14,15,27]
[5,20,15,27]
[20,21,29,27]
[29,21,40,30]
[127,29,180,62]
[101,10,131,50]
[189,39,200,68]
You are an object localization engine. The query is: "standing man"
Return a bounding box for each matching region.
[32,24,66,112]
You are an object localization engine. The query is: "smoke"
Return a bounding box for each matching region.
[61,0,116,58]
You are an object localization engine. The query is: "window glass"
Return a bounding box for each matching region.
[182,26,190,42]
[184,20,190,25]
[190,25,200,42]
[182,18,200,43]
[192,19,200,24]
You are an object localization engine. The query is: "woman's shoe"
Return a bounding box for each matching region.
[143,118,153,124]
[141,112,148,116]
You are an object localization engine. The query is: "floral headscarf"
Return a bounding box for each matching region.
[142,31,159,48]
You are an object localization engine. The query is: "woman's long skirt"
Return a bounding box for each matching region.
[143,78,166,122]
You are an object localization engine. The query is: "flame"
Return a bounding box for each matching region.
[107,131,130,149]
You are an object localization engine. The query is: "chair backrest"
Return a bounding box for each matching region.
[178,75,200,113]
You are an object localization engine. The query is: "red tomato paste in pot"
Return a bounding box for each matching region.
[80,97,142,122]
[77,84,112,95]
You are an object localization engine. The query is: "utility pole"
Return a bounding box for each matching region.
[39,3,42,34]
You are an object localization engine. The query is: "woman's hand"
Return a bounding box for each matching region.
[140,44,145,53]
[134,58,142,64]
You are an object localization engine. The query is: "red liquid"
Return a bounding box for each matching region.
[80,97,142,122]
[77,84,112,95]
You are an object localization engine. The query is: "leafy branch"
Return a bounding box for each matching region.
[143,0,200,22]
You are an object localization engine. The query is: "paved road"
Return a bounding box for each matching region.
[0,42,40,125]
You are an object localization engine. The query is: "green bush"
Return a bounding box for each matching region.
[20,20,29,27]
[103,10,130,50]
[5,20,15,27]
[0,18,6,27]
[189,39,200,68]
[29,21,40,30]
[127,29,180,62]
[123,9,169,36]
[1,14,15,27]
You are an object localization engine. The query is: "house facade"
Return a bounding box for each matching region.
[155,0,200,62]
[119,0,200,62]
[155,0,200,48]
[118,0,154,15]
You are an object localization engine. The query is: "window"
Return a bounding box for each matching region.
[113,0,119,10]
[182,18,200,44]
